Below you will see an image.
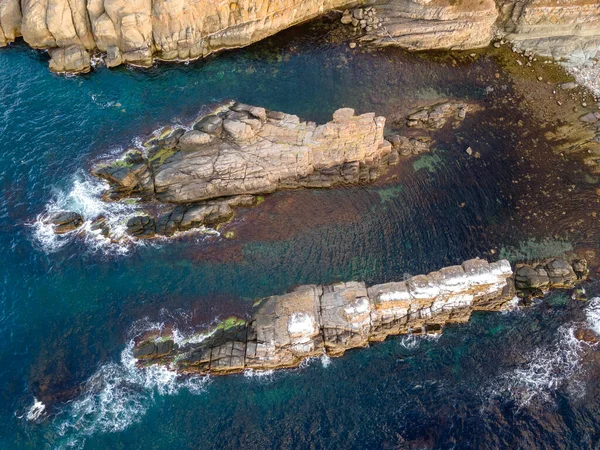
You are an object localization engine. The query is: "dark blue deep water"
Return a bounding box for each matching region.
[2,19,600,449]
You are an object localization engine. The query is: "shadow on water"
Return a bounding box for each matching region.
[1,14,600,450]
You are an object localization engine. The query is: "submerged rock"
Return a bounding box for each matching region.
[134,258,515,374]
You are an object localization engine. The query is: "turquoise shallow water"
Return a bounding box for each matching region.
[2,18,600,449]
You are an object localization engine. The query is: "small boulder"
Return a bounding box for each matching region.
[515,265,550,290]
[194,115,223,135]
[575,328,598,343]
[178,130,213,150]
[50,211,84,234]
[126,215,156,238]
[545,259,577,287]
[559,82,578,90]
[572,259,589,278]
[223,119,255,141]
[341,12,353,25]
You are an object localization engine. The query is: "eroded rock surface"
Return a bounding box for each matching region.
[80,101,395,239]
[2,0,599,73]
[134,258,516,373]
[1,0,364,73]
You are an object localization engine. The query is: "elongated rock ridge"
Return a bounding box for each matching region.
[133,257,589,374]
[1,0,598,73]
[133,258,515,373]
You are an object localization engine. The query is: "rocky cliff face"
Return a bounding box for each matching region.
[498,0,600,64]
[362,0,499,51]
[0,0,362,73]
[2,0,598,73]
[133,258,516,373]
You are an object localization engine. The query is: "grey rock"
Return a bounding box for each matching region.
[193,115,223,135]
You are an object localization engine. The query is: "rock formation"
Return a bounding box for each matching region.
[96,102,391,204]
[134,258,516,373]
[497,0,600,64]
[347,1,600,65]
[2,0,598,74]
[356,1,499,51]
[132,256,590,374]
[44,99,480,239]
[0,0,364,73]
[45,101,397,239]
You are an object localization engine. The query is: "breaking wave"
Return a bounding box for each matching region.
[484,297,600,409]
[32,169,219,256]
[585,297,600,335]
[32,171,141,255]
[47,328,209,449]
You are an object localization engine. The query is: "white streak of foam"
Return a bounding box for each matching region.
[585,297,600,335]
[50,338,209,449]
[32,171,142,255]
[489,325,584,408]
[24,398,46,422]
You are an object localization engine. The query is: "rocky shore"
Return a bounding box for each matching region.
[132,257,589,375]
[1,1,598,74]
[46,99,472,241]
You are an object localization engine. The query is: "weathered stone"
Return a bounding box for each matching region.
[515,265,550,290]
[136,258,519,375]
[178,130,213,150]
[126,215,155,238]
[50,211,84,234]
[95,102,391,208]
[193,115,223,135]
[545,258,577,287]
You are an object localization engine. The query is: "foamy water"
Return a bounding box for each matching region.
[484,299,600,408]
[32,171,141,255]
[47,334,209,449]
[586,297,600,335]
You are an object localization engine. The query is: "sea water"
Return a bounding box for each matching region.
[2,18,600,449]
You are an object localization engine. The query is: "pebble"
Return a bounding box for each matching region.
[349,42,357,49]
[466,146,473,156]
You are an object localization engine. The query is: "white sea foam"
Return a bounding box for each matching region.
[50,339,209,449]
[585,297,600,335]
[33,170,220,255]
[243,369,275,382]
[32,171,145,255]
[486,325,585,408]
[500,296,521,314]
[320,352,332,368]
[24,398,46,422]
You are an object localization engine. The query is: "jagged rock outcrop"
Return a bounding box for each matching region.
[95,102,391,203]
[515,257,589,297]
[72,101,395,239]
[48,99,473,241]
[2,0,599,74]
[133,258,516,373]
[133,257,591,374]
[497,0,600,64]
